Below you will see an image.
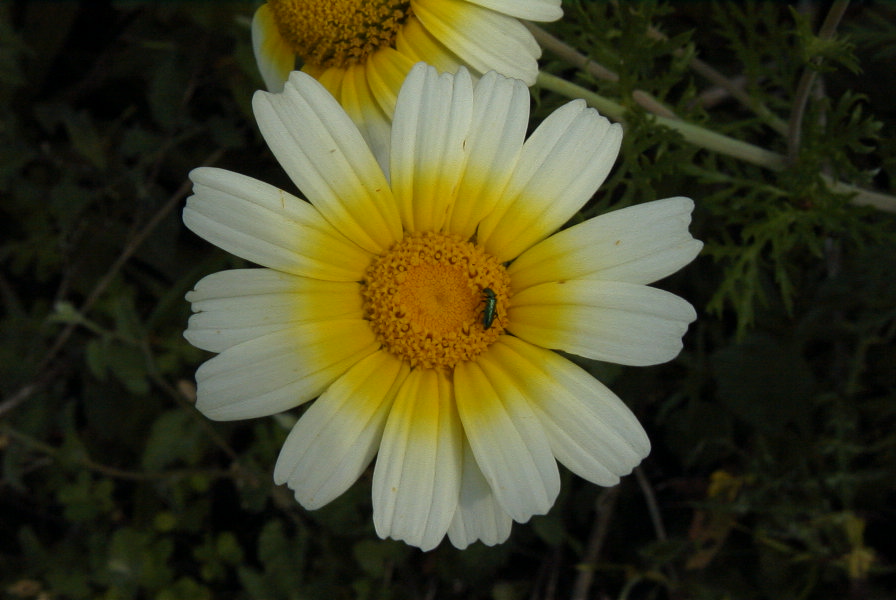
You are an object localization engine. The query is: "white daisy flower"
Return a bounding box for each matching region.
[183,63,702,551]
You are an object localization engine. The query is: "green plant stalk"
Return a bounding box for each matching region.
[537,71,896,213]
[787,0,851,160]
[538,71,786,168]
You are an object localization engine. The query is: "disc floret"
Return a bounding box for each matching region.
[268,0,412,69]
[362,231,510,369]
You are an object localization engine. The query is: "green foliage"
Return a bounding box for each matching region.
[1,2,894,600]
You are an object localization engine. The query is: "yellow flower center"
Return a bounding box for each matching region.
[362,232,511,370]
[268,0,413,69]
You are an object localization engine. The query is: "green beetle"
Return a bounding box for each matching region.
[481,287,498,330]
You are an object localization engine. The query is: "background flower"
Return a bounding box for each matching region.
[252,0,562,161]
[182,63,701,550]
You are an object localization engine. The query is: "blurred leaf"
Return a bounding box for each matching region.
[157,577,212,600]
[686,470,745,569]
[711,333,814,432]
[193,531,244,582]
[86,337,108,380]
[352,538,409,578]
[86,336,150,395]
[61,108,108,171]
[258,520,304,588]
[531,511,566,547]
[237,520,307,600]
[0,6,28,90]
[56,472,115,522]
[149,52,188,131]
[32,103,108,171]
[103,527,174,594]
[141,409,206,470]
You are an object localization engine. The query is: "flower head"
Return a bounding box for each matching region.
[183,63,702,551]
[251,0,562,159]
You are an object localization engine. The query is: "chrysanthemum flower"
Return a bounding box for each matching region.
[251,0,562,159]
[183,63,702,551]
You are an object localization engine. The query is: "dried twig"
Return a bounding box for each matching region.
[571,485,621,600]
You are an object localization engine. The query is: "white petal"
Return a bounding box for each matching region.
[373,369,463,551]
[250,4,294,92]
[462,0,562,21]
[184,268,299,304]
[336,62,394,174]
[252,72,402,254]
[477,101,622,262]
[185,269,362,353]
[194,322,378,421]
[396,17,467,76]
[413,0,541,83]
[447,438,513,549]
[509,280,697,366]
[509,197,703,290]
[491,337,649,485]
[365,48,415,118]
[363,48,417,170]
[183,167,371,281]
[454,356,560,523]
[446,70,529,238]
[274,351,410,509]
[390,63,473,233]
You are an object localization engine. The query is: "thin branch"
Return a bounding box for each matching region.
[635,467,678,586]
[0,424,232,482]
[526,23,677,117]
[634,467,668,542]
[0,384,41,420]
[571,485,621,600]
[632,90,678,119]
[0,364,65,420]
[644,25,789,134]
[823,176,896,212]
[138,339,249,471]
[537,71,787,168]
[530,547,562,600]
[0,148,225,419]
[40,148,223,371]
[526,22,619,83]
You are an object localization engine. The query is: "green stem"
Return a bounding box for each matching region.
[537,71,896,213]
[537,71,786,169]
[644,25,790,135]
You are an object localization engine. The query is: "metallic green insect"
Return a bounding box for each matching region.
[481,287,498,330]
